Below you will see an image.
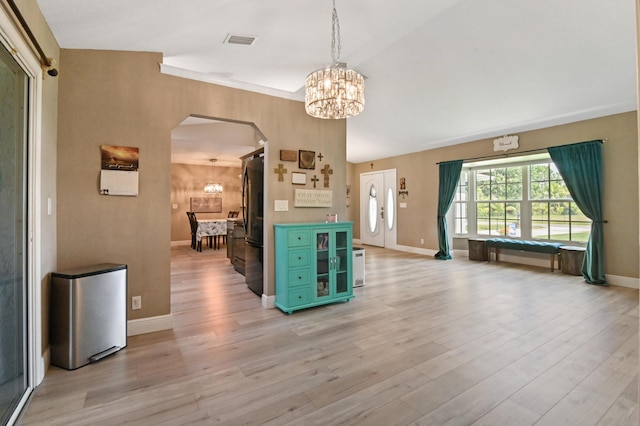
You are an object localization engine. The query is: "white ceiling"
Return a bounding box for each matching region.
[36,0,637,164]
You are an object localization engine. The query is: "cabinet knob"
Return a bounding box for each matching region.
[299,295,302,299]
[298,256,302,260]
[298,276,302,280]
[297,236,301,240]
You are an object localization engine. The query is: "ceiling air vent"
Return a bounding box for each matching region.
[224,34,257,46]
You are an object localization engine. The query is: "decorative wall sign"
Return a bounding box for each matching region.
[399,177,409,198]
[294,189,333,207]
[292,172,306,185]
[100,144,139,195]
[190,197,222,213]
[298,150,316,169]
[274,163,288,181]
[101,144,139,171]
[493,135,519,152]
[280,150,297,162]
[320,164,333,188]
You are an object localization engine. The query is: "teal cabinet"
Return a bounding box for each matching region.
[275,222,354,314]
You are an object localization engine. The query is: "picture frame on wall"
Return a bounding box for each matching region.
[190,197,222,213]
[292,172,306,185]
[298,150,316,170]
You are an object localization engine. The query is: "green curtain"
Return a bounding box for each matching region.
[547,140,606,285]
[435,160,463,260]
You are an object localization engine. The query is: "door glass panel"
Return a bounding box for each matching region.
[386,187,394,230]
[368,185,378,233]
[0,44,28,424]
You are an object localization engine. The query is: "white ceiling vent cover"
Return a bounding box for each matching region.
[224,34,257,46]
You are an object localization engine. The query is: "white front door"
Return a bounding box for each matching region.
[360,170,396,247]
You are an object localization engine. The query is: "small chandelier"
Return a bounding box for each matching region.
[203,159,223,194]
[304,0,364,120]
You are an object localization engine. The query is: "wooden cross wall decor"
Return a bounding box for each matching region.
[321,164,333,188]
[274,163,287,182]
[311,175,319,188]
[317,152,324,161]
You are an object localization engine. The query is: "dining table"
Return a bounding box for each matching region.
[196,219,228,251]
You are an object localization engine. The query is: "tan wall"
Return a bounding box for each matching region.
[171,163,242,242]
[350,112,639,279]
[56,48,347,320]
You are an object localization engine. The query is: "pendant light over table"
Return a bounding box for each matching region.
[204,159,223,194]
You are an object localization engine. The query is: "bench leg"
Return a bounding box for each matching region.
[495,248,499,262]
[550,254,554,272]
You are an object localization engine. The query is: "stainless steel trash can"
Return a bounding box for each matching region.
[50,263,127,370]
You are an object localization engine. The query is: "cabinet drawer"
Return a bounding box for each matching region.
[287,230,310,247]
[288,268,311,287]
[288,250,310,267]
[288,288,311,307]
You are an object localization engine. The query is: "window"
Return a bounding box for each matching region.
[476,166,522,237]
[529,163,590,242]
[453,171,469,234]
[453,155,590,243]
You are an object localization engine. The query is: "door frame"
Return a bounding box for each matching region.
[0,7,45,424]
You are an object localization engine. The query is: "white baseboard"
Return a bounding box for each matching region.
[171,240,191,247]
[127,314,173,336]
[605,274,639,289]
[394,244,438,257]
[262,294,275,309]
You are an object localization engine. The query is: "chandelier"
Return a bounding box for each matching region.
[304,0,364,119]
[203,159,223,194]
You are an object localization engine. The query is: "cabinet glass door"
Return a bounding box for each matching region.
[334,231,349,295]
[315,232,330,298]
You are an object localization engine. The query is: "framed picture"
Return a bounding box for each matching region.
[190,197,222,213]
[292,172,306,185]
[298,150,316,170]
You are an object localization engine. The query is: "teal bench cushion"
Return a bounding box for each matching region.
[484,238,563,254]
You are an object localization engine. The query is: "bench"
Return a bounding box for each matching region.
[484,238,563,272]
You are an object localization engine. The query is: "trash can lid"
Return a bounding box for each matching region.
[51,263,127,279]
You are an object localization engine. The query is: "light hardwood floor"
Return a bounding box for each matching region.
[21,245,638,425]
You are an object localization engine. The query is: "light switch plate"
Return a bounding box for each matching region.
[400,202,407,208]
[274,200,289,211]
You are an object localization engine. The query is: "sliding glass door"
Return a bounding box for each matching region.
[0,42,28,425]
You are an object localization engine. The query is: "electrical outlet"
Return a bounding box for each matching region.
[420,238,424,245]
[132,296,141,310]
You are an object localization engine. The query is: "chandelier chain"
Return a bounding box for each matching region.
[331,0,341,64]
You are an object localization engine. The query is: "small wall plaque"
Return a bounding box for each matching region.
[280,150,297,162]
[292,172,306,185]
[493,135,519,152]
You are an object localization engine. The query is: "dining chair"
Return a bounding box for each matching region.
[186,212,198,250]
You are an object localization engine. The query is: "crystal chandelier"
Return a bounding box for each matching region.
[204,159,223,194]
[304,0,364,119]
